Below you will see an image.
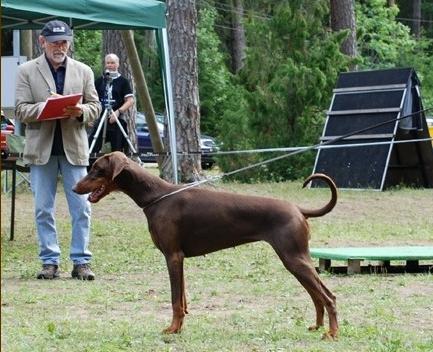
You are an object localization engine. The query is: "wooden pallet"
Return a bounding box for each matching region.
[310,246,433,274]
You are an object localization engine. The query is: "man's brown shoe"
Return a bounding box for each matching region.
[37,264,60,279]
[71,263,95,280]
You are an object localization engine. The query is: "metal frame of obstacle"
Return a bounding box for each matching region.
[312,68,433,190]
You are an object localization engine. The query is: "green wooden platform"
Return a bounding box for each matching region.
[310,246,433,274]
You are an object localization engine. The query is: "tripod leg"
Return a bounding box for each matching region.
[113,117,137,154]
[89,110,109,154]
[101,116,108,150]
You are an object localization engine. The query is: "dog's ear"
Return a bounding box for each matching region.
[108,152,129,180]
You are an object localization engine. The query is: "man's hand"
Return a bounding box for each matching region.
[63,104,83,119]
[109,110,120,124]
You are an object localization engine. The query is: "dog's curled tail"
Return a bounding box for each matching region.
[299,173,337,218]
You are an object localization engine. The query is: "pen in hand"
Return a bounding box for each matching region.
[47,89,62,97]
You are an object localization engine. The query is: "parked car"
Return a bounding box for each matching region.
[199,134,219,169]
[136,112,218,169]
[136,112,165,160]
[1,113,15,159]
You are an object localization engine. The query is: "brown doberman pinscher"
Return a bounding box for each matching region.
[73,151,339,339]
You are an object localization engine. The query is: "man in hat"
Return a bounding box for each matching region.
[15,20,101,280]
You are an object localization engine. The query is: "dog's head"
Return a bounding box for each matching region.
[73,151,129,203]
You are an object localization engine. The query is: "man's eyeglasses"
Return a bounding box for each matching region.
[47,40,70,48]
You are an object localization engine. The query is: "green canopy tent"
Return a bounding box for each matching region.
[1,0,179,182]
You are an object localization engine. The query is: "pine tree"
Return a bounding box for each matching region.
[217,1,350,181]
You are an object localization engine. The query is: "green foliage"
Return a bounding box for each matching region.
[216,1,349,181]
[356,0,433,114]
[133,30,165,112]
[197,7,236,136]
[73,30,102,75]
[214,84,258,179]
[356,0,415,68]
[399,37,433,109]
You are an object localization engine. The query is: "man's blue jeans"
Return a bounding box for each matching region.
[30,156,92,265]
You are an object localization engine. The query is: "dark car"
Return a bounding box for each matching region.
[136,112,165,160]
[136,112,218,169]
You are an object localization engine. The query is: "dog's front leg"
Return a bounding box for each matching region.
[163,251,186,334]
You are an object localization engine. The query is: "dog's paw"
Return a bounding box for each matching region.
[321,330,338,341]
[308,324,323,331]
[163,325,182,334]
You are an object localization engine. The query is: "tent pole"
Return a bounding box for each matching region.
[13,30,20,56]
[161,28,178,184]
[12,30,24,136]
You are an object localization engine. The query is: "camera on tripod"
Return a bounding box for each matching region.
[102,71,117,108]
[104,70,119,81]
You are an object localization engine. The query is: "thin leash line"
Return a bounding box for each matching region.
[143,107,433,209]
[202,137,433,155]
[138,136,433,157]
[315,137,433,149]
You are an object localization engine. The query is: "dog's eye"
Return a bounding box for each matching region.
[89,166,104,178]
[94,168,105,177]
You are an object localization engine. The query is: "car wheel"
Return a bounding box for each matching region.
[201,162,214,170]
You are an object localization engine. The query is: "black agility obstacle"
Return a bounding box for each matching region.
[312,67,433,190]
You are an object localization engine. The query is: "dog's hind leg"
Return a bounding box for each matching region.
[272,244,338,339]
[182,275,188,315]
[292,260,337,339]
[163,251,186,334]
[308,294,325,331]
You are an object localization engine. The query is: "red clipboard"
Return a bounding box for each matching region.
[37,93,83,121]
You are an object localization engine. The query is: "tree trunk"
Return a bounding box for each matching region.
[230,0,246,73]
[330,0,357,69]
[387,0,395,6]
[411,0,422,39]
[20,30,32,60]
[102,30,138,153]
[165,0,202,182]
[32,30,42,58]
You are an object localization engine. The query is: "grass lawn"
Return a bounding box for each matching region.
[2,168,433,351]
